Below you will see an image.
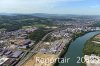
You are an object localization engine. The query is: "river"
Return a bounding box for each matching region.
[59,31,100,66]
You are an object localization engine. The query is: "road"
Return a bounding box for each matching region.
[15,32,52,66]
[16,27,62,66]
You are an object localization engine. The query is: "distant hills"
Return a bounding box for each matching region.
[0,13,100,31]
[0,13,100,18]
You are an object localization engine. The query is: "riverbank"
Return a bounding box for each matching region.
[54,32,87,66]
[83,34,100,66]
[58,31,100,66]
[21,31,92,66]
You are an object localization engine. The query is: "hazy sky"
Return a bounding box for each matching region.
[0,0,100,15]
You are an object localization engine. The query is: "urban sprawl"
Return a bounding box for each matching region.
[0,22,100,66]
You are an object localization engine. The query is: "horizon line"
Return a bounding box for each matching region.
[0,12,100,16]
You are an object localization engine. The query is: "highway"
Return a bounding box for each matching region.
[16,27,62,66]
[16,32,52,66]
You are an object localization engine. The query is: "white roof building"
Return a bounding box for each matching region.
[0,57,9,65]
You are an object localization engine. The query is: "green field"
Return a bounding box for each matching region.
[83,35,100,56]
[32,24,47,27]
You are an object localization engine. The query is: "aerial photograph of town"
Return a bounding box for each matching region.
[0,0,100,66]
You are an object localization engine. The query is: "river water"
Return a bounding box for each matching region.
[59,31,100,66]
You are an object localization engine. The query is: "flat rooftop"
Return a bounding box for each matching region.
[0,57,9,65]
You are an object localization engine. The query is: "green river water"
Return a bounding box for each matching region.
[59,31,100,66]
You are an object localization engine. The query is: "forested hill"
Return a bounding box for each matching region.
[0,14,100,31]
[0,15,53,31]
